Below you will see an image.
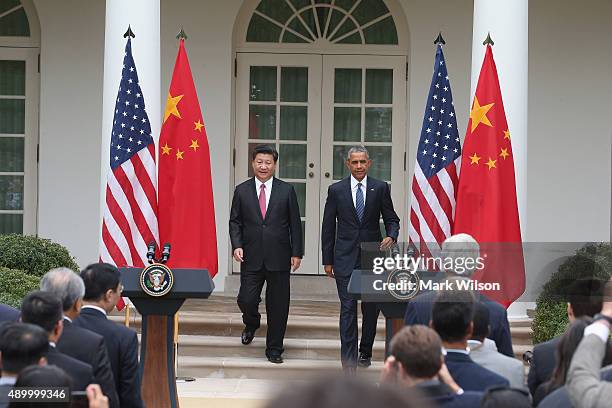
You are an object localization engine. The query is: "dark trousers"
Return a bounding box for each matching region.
[335,275,380,367]
[237,267,290,357]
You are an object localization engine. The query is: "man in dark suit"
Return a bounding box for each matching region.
[404,233,514,357]
[20,291,95,392]
[432,288,509,392]
[321,145,400,370]
[230,144,303,364]
[380,325,483,407]
[74,263,143,408]
[0,323,49,408]
[0,304,19,323]
[528,278,605,396]
[40,267,119,408]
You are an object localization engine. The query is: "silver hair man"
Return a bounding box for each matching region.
[346,145,369,160]
[440,233,481,278]
[40,267,85,312]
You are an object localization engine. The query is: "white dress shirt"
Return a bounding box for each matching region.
[254,176,273,209]
[350,175,367,208]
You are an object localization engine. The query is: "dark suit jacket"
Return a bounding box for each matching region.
[321,176,399,277]
[229,177,303,272]
[0,383,15,408]
[445,351,509,392]
[47,345,94,391]
[404,290,514,357]
[74,307,143,408]
[57,318,119,408]
[417,380,483,408]
[538,366,612,408]
[0,304,19,322]
[528,335,560,396]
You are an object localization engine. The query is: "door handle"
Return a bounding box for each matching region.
[309,172,314,178]
[324,172,330,178]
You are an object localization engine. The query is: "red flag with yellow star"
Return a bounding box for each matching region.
[453,44,524,306]
[158,39,218,275]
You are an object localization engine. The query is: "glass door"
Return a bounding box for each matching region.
[235,53,322,274]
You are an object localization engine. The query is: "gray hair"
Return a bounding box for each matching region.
[346,145,369,160]
[440,233,480,277]
[40,267,85,312]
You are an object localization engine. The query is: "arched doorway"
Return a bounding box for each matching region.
[232,0,409,274]
[0,0,40,235]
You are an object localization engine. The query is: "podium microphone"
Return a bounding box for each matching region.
[146,242,156,264]
[161,243,171,264]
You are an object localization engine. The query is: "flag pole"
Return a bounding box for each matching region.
[124,303,131,327]
[434,31,446,45]
[483,32,494,45]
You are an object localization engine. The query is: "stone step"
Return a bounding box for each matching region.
[510,326,533,346]
[176,355,383,380]
[176,334,386,361]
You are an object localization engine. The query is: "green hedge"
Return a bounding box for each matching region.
[0,267,42,309]
[0,234,79,277]
[532,243,612,344]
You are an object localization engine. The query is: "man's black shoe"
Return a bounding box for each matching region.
[241,329,255,345]
[267,354,283,364]
[357,353,371,367]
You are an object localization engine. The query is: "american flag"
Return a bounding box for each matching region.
[100,38,159,285]
[408,44,461,258]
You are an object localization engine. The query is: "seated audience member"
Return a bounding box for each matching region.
[480,386,531,408]
[40,268,118,408]
[0,323,49,408]
[405,234,514,357]
[528,276,605,396]
[566,280,612,408]
[468,302,525,389]
[263,376,431,408]
[534,317,595,405]
[20,291,94,392]
[381,325,483,407]
[74,263,143,408]
[0,304,19,323]
[9,365,72,408]
[432,288,509,392]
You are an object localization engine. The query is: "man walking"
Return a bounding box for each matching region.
[230,144,303,364]
[321,145,400,372]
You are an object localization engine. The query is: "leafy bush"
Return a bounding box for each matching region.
[0,234,79,277]
[0,267,41,309]
[532,243,612,344]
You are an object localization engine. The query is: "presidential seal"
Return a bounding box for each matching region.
[386,269,420,301]
[140,263,174,297]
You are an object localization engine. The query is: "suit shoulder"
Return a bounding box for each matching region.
[235,179,253,191]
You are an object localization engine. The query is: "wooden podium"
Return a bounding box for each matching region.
[120,267,214,408]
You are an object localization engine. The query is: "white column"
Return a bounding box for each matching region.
[471,0,529,318]
[99,0,161,248]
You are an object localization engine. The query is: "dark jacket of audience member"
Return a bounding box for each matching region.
[528,278,606,396]
[74,263,143,408]
[538,366,612,408]
[40,267,119,408]
[20,291,95,392]
[432,289,509,392]
[9,365,72,408]
[480,386,532,408]
[0,304,19,323]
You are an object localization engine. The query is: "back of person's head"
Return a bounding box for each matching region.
[548,316,593,391]
[481,387,531,408]
[389,325,443,380]
[567,278,605,318]
[440,233,480,277]
[40,268,85,312]
[263,377,431,408]
[471,302,490,341]
[432,289,475,343]
[20,291,63,333]
[80,263,121,302]
[10,365,72,408]
[0,322,48,374]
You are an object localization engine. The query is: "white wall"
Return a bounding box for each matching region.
[161,0,243,290]
[528,0,612,242]
[35,0,106,267]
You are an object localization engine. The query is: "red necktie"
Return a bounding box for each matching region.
[259,184,267,219]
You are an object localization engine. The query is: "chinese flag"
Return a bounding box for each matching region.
[158,39,218,276]
[453,44,524,306]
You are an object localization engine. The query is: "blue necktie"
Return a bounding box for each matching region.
[355,183,364,222]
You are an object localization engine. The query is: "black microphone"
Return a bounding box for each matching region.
[161,243,171,264]
[146,242,156,264]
